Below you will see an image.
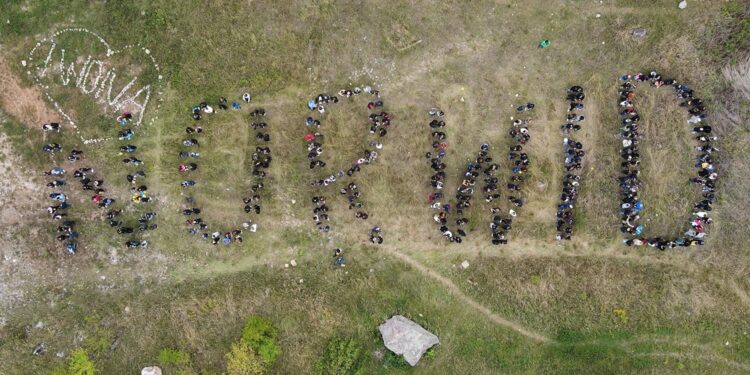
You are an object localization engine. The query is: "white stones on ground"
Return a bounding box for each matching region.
[461,260,470,269]
[379,315,439,366]
[290,259,297,267]
[632,28,647,39]
[141,366,162,375]
[679,1,687,9]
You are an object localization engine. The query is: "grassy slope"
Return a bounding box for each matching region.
[0,0,749,374]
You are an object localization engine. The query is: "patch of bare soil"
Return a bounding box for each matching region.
[0,55,59,126]
[0,133,47,312]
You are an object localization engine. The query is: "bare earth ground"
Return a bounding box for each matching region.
[0,1,749,373]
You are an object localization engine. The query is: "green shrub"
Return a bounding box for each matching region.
[158,348,190,366]
[226,343,266,375]
[52,348,96,375]
[382,351,410,370]
[315,337,364,375]
[241,316,280,365]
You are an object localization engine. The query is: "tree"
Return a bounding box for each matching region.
[226,343,265,375]
[52,348,96,375]
[241,316,280,365]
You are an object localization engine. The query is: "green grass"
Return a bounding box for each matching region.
[0,0,749,374]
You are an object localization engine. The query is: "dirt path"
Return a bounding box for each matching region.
[381,246,553,343]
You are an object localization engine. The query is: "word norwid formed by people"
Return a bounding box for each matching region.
[32,62,719,250]
[27,28,163,131]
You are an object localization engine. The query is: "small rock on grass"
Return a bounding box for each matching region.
[632,28,647,39]
[461,260,470,269]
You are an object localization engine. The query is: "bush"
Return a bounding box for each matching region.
[158,348,190,366]
[52,348,96,375]
[241,316,280,365]
[226,343,266,375]
[315,337,364,375]
[382,351,410,370]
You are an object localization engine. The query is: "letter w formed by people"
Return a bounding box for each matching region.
[425,104,535,245]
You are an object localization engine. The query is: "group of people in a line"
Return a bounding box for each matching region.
[304,86,388,248]
[42,110,153,251]
[180,95,266,245]
[556,86,586,241]
[618,71,716,249]
[425,104,534,244]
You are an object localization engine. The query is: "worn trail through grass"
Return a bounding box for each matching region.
[381,246,554,343]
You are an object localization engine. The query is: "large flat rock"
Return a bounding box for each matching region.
[378,315,439,366]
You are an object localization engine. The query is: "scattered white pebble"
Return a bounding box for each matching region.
[369,268,374,272]
[419,313,423,317]
[461,260,470,269]
[21,60,26,67]
[291,199,296,204]
[34,321,44,329]
[460,96,465,102]
[299,278,304,284]
[284,263,289,268]
[679,1,687,9]
[290,260,297,267]
[596,14,601,18]
[725,341,730,346]
[602,41,606,45]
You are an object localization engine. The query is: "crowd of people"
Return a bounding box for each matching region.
[617,71,717,249]
[41,109,154,251]
[304,86,389,247]
[556,86,586,241]
[426,104,534,244]
[41,127,80,254]
[179,96,267,245]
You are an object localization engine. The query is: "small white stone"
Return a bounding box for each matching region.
[290,259,297,267]
[299,278,304,283]
[678,1,687,9]
[21,60,26,66]
[596,14,601,18]
[291,199,296,204]
[461,260,470,269]
[284,264,289,268]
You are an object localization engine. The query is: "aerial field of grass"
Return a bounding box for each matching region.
[0,0,749,374]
